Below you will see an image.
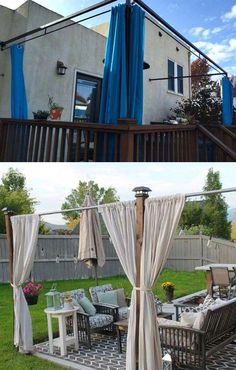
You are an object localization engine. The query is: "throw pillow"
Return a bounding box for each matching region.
[72,299,85,313]
[202,294,215,308]
[115,288,127,307]
[97,290,118,306]
[192,311,206,330]
[79,297,96,315]
[180,312,198,327]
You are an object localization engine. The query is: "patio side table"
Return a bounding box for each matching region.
[44,307,79,356]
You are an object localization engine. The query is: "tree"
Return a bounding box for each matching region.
[179,168,231,239]
[0,168,36,233]
[61,181,119,223]
[173,58,222,124]
[201,168,231,239]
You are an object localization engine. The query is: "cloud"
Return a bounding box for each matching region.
[222,4,236,22]
[190,26,222,39]
[194,38,236,64]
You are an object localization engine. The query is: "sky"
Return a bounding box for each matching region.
[0,163,235,225]
[0,0,235,75]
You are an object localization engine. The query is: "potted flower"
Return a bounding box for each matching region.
[161,281,175,303]
[32,110,50,120]
[48,95,64,120]
[22,281,42,305]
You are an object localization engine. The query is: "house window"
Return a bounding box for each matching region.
[168,59,184,95]
[73,73,102,123]
[168,60,175,92]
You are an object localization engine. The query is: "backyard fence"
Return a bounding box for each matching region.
[0,234,236,282]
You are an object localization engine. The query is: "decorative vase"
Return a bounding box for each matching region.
[165,288,174,303]
[25,295,38,305]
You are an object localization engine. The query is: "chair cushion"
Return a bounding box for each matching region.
[97,290,118,306]
[89,284,113,303]
[115,288,127,307]
[118,306,128,320]
[79,297,96,315]
[89,314,113,329]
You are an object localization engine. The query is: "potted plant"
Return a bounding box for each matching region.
[161,281,175,303]
[22,281,42,305]
[48,95,64,120]
[32,110,50,120]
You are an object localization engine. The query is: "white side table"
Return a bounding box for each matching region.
[44,307,79,356]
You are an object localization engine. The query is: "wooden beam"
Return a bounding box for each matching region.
[133,186,151,368]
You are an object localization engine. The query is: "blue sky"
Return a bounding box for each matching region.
[0,0,236,75]
[0,163,235,224]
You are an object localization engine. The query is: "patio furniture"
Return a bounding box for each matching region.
[210,266,233,299]
[159,297,236,369]
[195,264,236,294]
[114,312,173,354]
[89,284,130,321]
[44,307,79,356]
[63,289,115,348]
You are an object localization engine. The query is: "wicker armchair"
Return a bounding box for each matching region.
[89,284,130,321]
[62,289,116,348]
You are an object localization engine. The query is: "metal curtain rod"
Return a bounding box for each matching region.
[1,10,111,51]
[149,72,226,82]
[38,187,236,217]
[0,0,117,50]
[133,0,227,76]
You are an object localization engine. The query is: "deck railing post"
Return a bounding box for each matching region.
[118,118,136,161]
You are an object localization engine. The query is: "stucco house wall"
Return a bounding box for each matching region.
[0,1,190,123]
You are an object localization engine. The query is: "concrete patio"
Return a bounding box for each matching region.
[34,302,236,370]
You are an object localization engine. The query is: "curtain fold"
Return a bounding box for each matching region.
[10,44,28,119]
[222,76,233,126]
[99,4,144,125]
[11,214,39,352]
[100,195,185,370]
[139,195,185,370]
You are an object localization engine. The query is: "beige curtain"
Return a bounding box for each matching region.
[100,195,185,370]
[11,214,39,353]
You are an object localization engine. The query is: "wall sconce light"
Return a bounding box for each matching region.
[159,31,163,37]
[176,47,179,52]
[56,60,67,75]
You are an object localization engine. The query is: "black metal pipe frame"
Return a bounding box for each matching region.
[133,0,228,76]
[0,0,118,50]
[1,10,112,51]
[149,72,225,82]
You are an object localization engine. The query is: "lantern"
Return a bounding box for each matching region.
[162,352,172,370]
[45,286,61,310]
[154,296,163,314]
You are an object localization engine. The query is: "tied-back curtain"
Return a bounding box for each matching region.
[100,195,185,370]
[11,214,39,352]
[222,76,233,126]
[139,195,185,370]
[10,44,28,119]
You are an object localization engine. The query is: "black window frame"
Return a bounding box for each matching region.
[73,72,102,123]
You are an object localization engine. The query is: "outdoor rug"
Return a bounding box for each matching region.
[35,334,236,370]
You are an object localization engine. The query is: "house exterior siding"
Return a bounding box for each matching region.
[0,1,190,123]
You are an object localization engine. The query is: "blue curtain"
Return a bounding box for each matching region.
[99,4,145,125]
[222,76,233,126]
[10,44,28,119]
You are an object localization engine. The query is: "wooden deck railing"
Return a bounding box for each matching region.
[0,118,235,162]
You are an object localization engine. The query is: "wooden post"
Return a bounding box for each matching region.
[3,208,14,283]
[133,186,151,369]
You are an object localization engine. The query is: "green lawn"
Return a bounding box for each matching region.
[0,270,205,370]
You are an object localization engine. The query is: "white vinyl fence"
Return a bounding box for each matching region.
[0,234,235,282]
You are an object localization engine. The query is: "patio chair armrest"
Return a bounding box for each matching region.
[94,303,119,319]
